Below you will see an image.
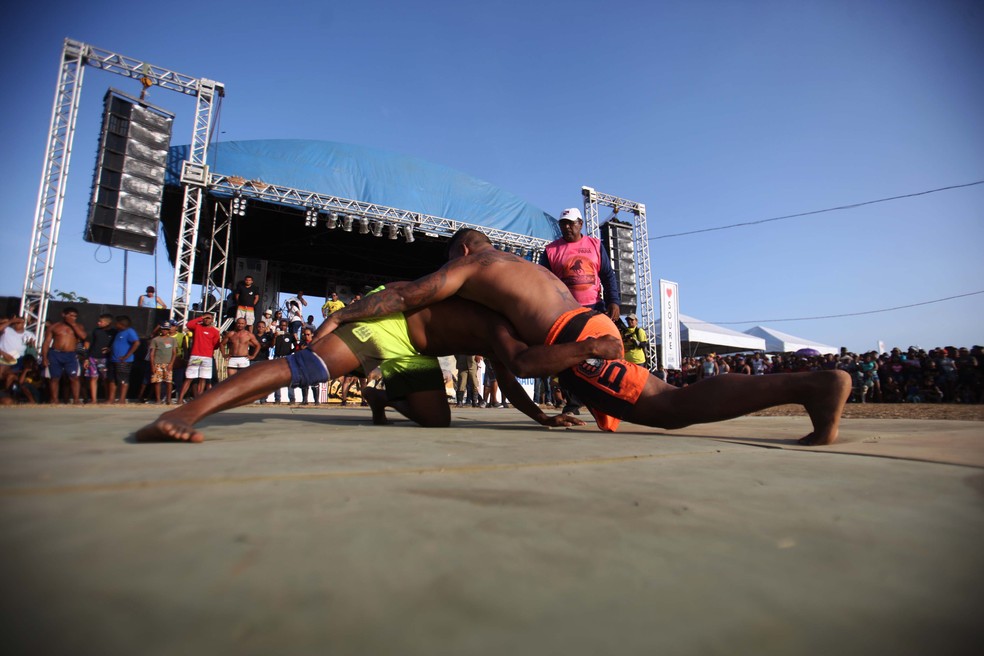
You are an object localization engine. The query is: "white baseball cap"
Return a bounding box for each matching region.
[558,208,582,223]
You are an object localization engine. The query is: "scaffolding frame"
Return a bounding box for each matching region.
[200,200,233,322]
[20,38,223,342]
[582,186,657,368]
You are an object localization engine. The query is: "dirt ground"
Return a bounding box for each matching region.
[750,402,984,421]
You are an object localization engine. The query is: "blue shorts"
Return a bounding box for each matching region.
[48,350,80,378]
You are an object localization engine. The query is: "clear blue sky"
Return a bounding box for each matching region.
[2,0,981,353]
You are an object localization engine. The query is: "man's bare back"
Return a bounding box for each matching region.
[320,230,578,346]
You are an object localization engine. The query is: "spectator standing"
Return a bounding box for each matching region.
[296,327,320,405]
[621,313,648,366]
[233,276,261,327]
[221,317,260,378]
[168,322,189,403]
[321,291,345,319]
[84,313,115,403]
[107,315,140,404]
[540,207,620,414]
[285,291,307,338]
[699,353,719,379]
[539,208,621,320]
[0,316,36,378]
[177,314,222,402]
[137,286,168,309]
[272,319,299,403]
[148,323,177,404]
[454,354,481,407]
[41,307,87,404]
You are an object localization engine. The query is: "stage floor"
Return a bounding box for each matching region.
[1,404,981,655]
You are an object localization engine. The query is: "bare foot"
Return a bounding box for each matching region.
[362,387,392,425]
[135,415,204,443]
[589,335,625,361]
[798,370,852,446]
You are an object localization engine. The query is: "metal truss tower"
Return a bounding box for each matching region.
[20,38,223,341]
[581,186,657,368]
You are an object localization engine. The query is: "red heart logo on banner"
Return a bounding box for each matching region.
[666,289,673,297]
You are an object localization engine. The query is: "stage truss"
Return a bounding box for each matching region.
[20,38,223,342]
[582,186,657,368]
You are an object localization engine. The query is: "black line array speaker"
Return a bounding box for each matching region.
[601,219,637,312]
[84,89,174,255]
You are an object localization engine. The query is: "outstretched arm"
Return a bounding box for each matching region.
[315,265,470,339]
[489,359,584,428]
[487,320,623,379]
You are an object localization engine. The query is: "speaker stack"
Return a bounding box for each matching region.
[84,89,174,255]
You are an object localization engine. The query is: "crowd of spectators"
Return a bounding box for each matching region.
[3,291,980,409]
[657,346,983,404]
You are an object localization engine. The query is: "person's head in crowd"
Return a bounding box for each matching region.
[115,315,131,330]
[279,320,290,332]
[234,318,247,332]
[301,328,314,343]
[557,208,584,243]
[243,276,254,287]
[255,321,267,335]
[146,286,155,295]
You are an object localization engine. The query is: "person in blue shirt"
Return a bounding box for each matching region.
[107,315,140,404]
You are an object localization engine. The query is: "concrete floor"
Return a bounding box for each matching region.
[0,404,982,655]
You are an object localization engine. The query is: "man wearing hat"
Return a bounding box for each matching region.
[148,321,177,404]
[540,207,621,414]
[540,208,621,320]
[621,313,648,366]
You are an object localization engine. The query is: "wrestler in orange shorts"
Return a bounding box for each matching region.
[545,307,650,431]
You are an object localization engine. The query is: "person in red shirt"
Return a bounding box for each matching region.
[177,314,222,402]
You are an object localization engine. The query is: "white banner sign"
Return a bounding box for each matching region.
[659,279,681,370]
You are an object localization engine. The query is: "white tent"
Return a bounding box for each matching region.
[743,326,839,355]
[656,314,767,356]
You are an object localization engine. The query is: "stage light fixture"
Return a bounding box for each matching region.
[401,226,414,242]
[326,212,338,229]
[358,216,370,234]
[371,221,383,238]
[304,207,319,227]
[232,195,247,216]
[387,224,399,239]
[341,214,353,232]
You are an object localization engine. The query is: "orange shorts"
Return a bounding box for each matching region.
[545,308,650,432]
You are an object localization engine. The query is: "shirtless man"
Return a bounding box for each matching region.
[41,307,87,404]
[221,317,260,377]
[319,229,852,445]
[135,295,621,442]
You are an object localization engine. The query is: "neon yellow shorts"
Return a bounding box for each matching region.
[335,312,444,400]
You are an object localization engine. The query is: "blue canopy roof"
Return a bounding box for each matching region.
[167,139,559,240]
